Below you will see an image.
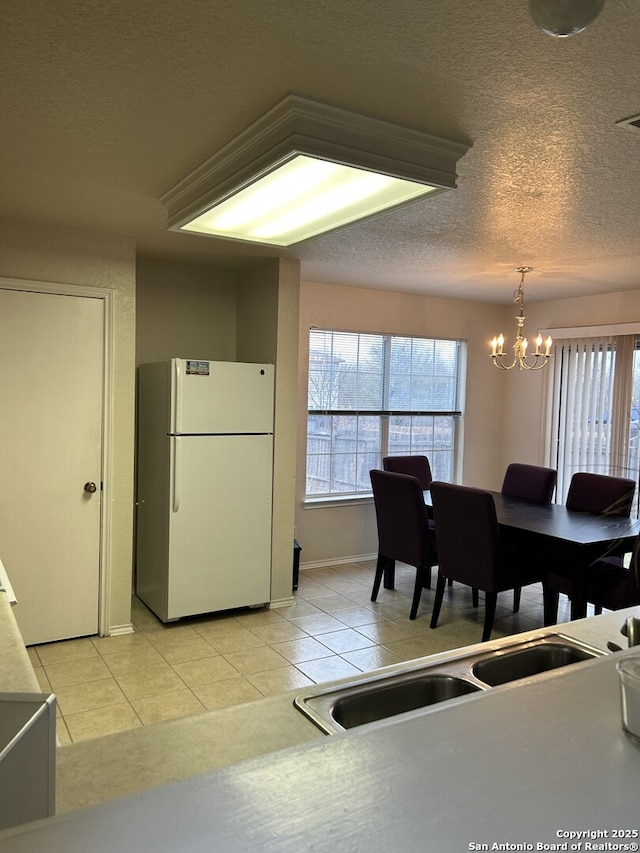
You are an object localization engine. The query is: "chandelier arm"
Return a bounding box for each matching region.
[490,355,515,370]
[491,351,552,370]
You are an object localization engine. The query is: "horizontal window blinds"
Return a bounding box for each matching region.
[308,330,462,414]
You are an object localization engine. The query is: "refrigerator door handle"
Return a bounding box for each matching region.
[172,436,181,513]
[173,358,183,435]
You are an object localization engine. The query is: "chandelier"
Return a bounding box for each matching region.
[490,267,552,371]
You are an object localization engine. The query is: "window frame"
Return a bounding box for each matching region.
[304,328,465,504]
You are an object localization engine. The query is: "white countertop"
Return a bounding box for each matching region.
[0,556,17,605]
[2,606,639,852]
[0,591,39,694]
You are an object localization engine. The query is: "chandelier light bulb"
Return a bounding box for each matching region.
[528,0,607,38]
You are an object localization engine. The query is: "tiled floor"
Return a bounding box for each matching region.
[28,560,580,745]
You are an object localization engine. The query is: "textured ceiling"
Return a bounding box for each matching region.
[1,0,639,303]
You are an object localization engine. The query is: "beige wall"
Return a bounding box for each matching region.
[296,280,510,565]
[0,217,136,633]
[136,256,237,366]
[237,259,301,604]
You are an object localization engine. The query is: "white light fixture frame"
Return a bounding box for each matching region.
[161,94,471,248]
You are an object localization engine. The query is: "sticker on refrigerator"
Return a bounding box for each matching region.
[185,360,210,375]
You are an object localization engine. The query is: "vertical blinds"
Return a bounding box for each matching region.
[546,335,634,501]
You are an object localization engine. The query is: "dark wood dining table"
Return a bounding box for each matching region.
[423,488,640,622]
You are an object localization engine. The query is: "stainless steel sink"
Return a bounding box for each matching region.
[294,633,604,734]
[329,673,482,730]
[471,641,598,686]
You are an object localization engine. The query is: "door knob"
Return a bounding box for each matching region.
[84,482,97,493]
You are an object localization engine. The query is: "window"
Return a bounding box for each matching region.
[306,329,464,499]
[545,332,639,513]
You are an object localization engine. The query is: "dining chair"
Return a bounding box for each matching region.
[501,463,557,504]
[429,481,547,642]
[501,463,557,611]
[546,472,636,622]
[564,472,635,516]
[369,469,438,620]
[382,455,432,490]
[382,454,445,587]
[587,538,640,613]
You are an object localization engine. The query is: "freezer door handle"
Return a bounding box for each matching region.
[173,358,183,435]
[172,436,181,513]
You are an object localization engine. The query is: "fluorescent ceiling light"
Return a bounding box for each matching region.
[182,155,439,247]
[161,95,471,248]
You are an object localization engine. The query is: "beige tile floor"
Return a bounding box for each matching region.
[28,560,581,745]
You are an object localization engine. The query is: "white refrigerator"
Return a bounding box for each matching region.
[135,359,274,622]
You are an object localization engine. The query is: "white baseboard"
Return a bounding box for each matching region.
[300,553,377,570]
[269,596,296,609]
[107,623,135,636]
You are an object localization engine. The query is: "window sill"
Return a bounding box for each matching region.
[302,494,374,510]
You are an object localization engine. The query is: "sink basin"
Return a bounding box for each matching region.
[294,633,604,734]
[331,674,482,730]
[471,641,600,686]
[295,672,483,734]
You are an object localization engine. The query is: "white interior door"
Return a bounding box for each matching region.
[0,287,104,645]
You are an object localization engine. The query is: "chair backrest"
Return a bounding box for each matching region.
[370,470,432,568]
[589,537,640,610]
[566,472,635,516]
[382,455,432,490]
[501,463,557,505]
[429,481,501,591]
